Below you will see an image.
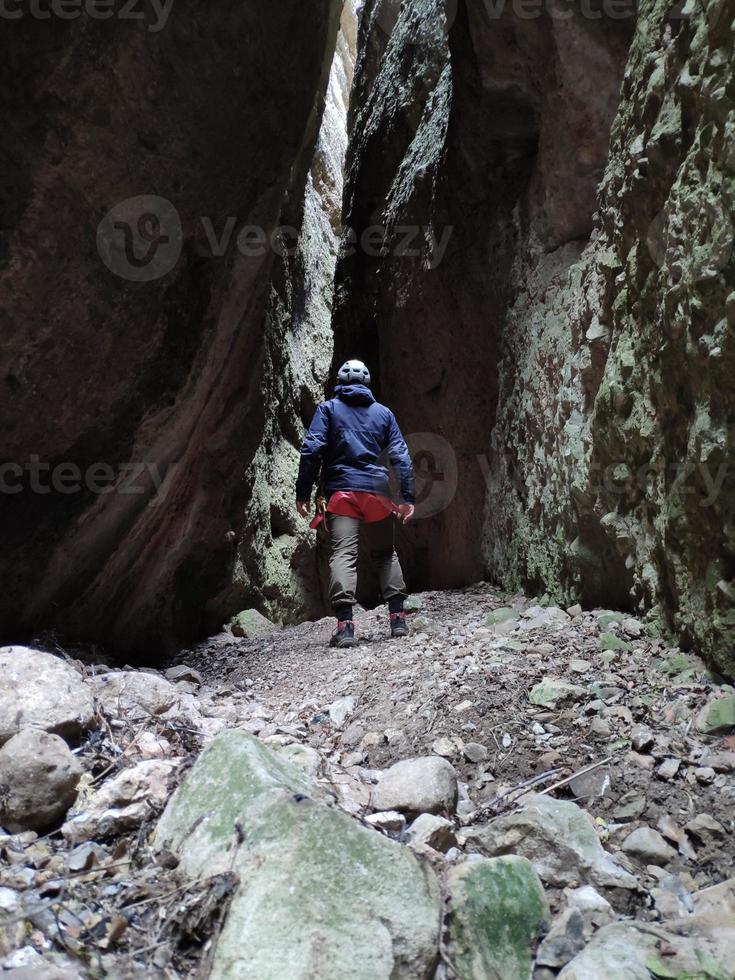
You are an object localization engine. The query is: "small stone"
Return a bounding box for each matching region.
[432,737,458,759]
[372,757,458,815]
[568,766,612,801]
[621,827,677,866]
[62,759,178,843]
[590,718,612,737]
[627,751,655,771]
[453,700,474,713]
[694,766,716,785]
[569,659,592,675]
[463,742,488,763]
[164,665,203,685]
[566,604,583,618]
[536,907,586,968]
[406,813,457,853]
[685,814,725,838]
[364,811,405,834]
[0,729,82,833]
[621,618,643,638]
[529,679,587,709]
[631,725,654,752]
[327,696,356,728]
[656,758,680,781]
[564,884,613,918]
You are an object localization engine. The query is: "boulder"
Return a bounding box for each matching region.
[0,647,95,746]
[372,757,458,815]
[228,609,279,639]
[0,730,82,833]
[156,731,440,979]
[62,760,178,843]
[558,921,733,980]
[462,794,637,889]
[446,855,549,980]
[87,671,177,718]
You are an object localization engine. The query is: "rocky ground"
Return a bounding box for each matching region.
[1,583,735,978]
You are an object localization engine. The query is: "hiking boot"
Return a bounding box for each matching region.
[390,612,409,638]
[330,620,356,648]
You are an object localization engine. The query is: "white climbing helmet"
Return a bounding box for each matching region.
[337,359,371,386]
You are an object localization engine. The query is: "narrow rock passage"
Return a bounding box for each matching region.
[2,586,734,977]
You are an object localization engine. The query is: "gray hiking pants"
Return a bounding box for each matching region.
[327,513,407,611]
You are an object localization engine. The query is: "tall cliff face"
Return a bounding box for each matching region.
[0,0,342,654]
[210,2,359,627]
[334,0,735,674]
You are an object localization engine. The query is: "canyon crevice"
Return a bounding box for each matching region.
[1,0,734,676]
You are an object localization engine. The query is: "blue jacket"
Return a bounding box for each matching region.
[296,384,415,504]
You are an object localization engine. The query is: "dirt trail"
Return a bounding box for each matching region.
[186,583,735,897]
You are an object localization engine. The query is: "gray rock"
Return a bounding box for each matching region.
[0,647,94,746]
[630,725,654,752]
[365,811,406,834]
[88,670,177,718]
[621,827,676,866]
[536,908,586,968]
[228,609,278,639]
[406,813,457,853]
[328,695,357,727]
[695,694,735,735]
[463,741,488,763]
[372,756,458,815]
[446,855,549,980]
[462,794,637,889]
[558,921,732,980]
[656,757,680,781]
[528,679,587,709]
[0,729,82,833]
[63,759,178,843]
[156,731,440,979]
[164,665,203,685]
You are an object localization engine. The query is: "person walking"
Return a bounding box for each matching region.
[296,359,415,648]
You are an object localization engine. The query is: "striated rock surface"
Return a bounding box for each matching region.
[0,0,343,654]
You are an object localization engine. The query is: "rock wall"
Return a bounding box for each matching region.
[208,2,359,627]
[0,0,343,654]
[334,0,735,674]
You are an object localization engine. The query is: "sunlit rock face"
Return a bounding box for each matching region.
[334,0,735,674]
[0,0,343,654]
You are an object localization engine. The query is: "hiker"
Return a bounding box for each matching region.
[295,359,415,648]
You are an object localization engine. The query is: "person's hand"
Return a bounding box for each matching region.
[296,500,311,519]
[398,503,415,524]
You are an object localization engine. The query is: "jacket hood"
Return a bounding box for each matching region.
[335,383,375,406]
